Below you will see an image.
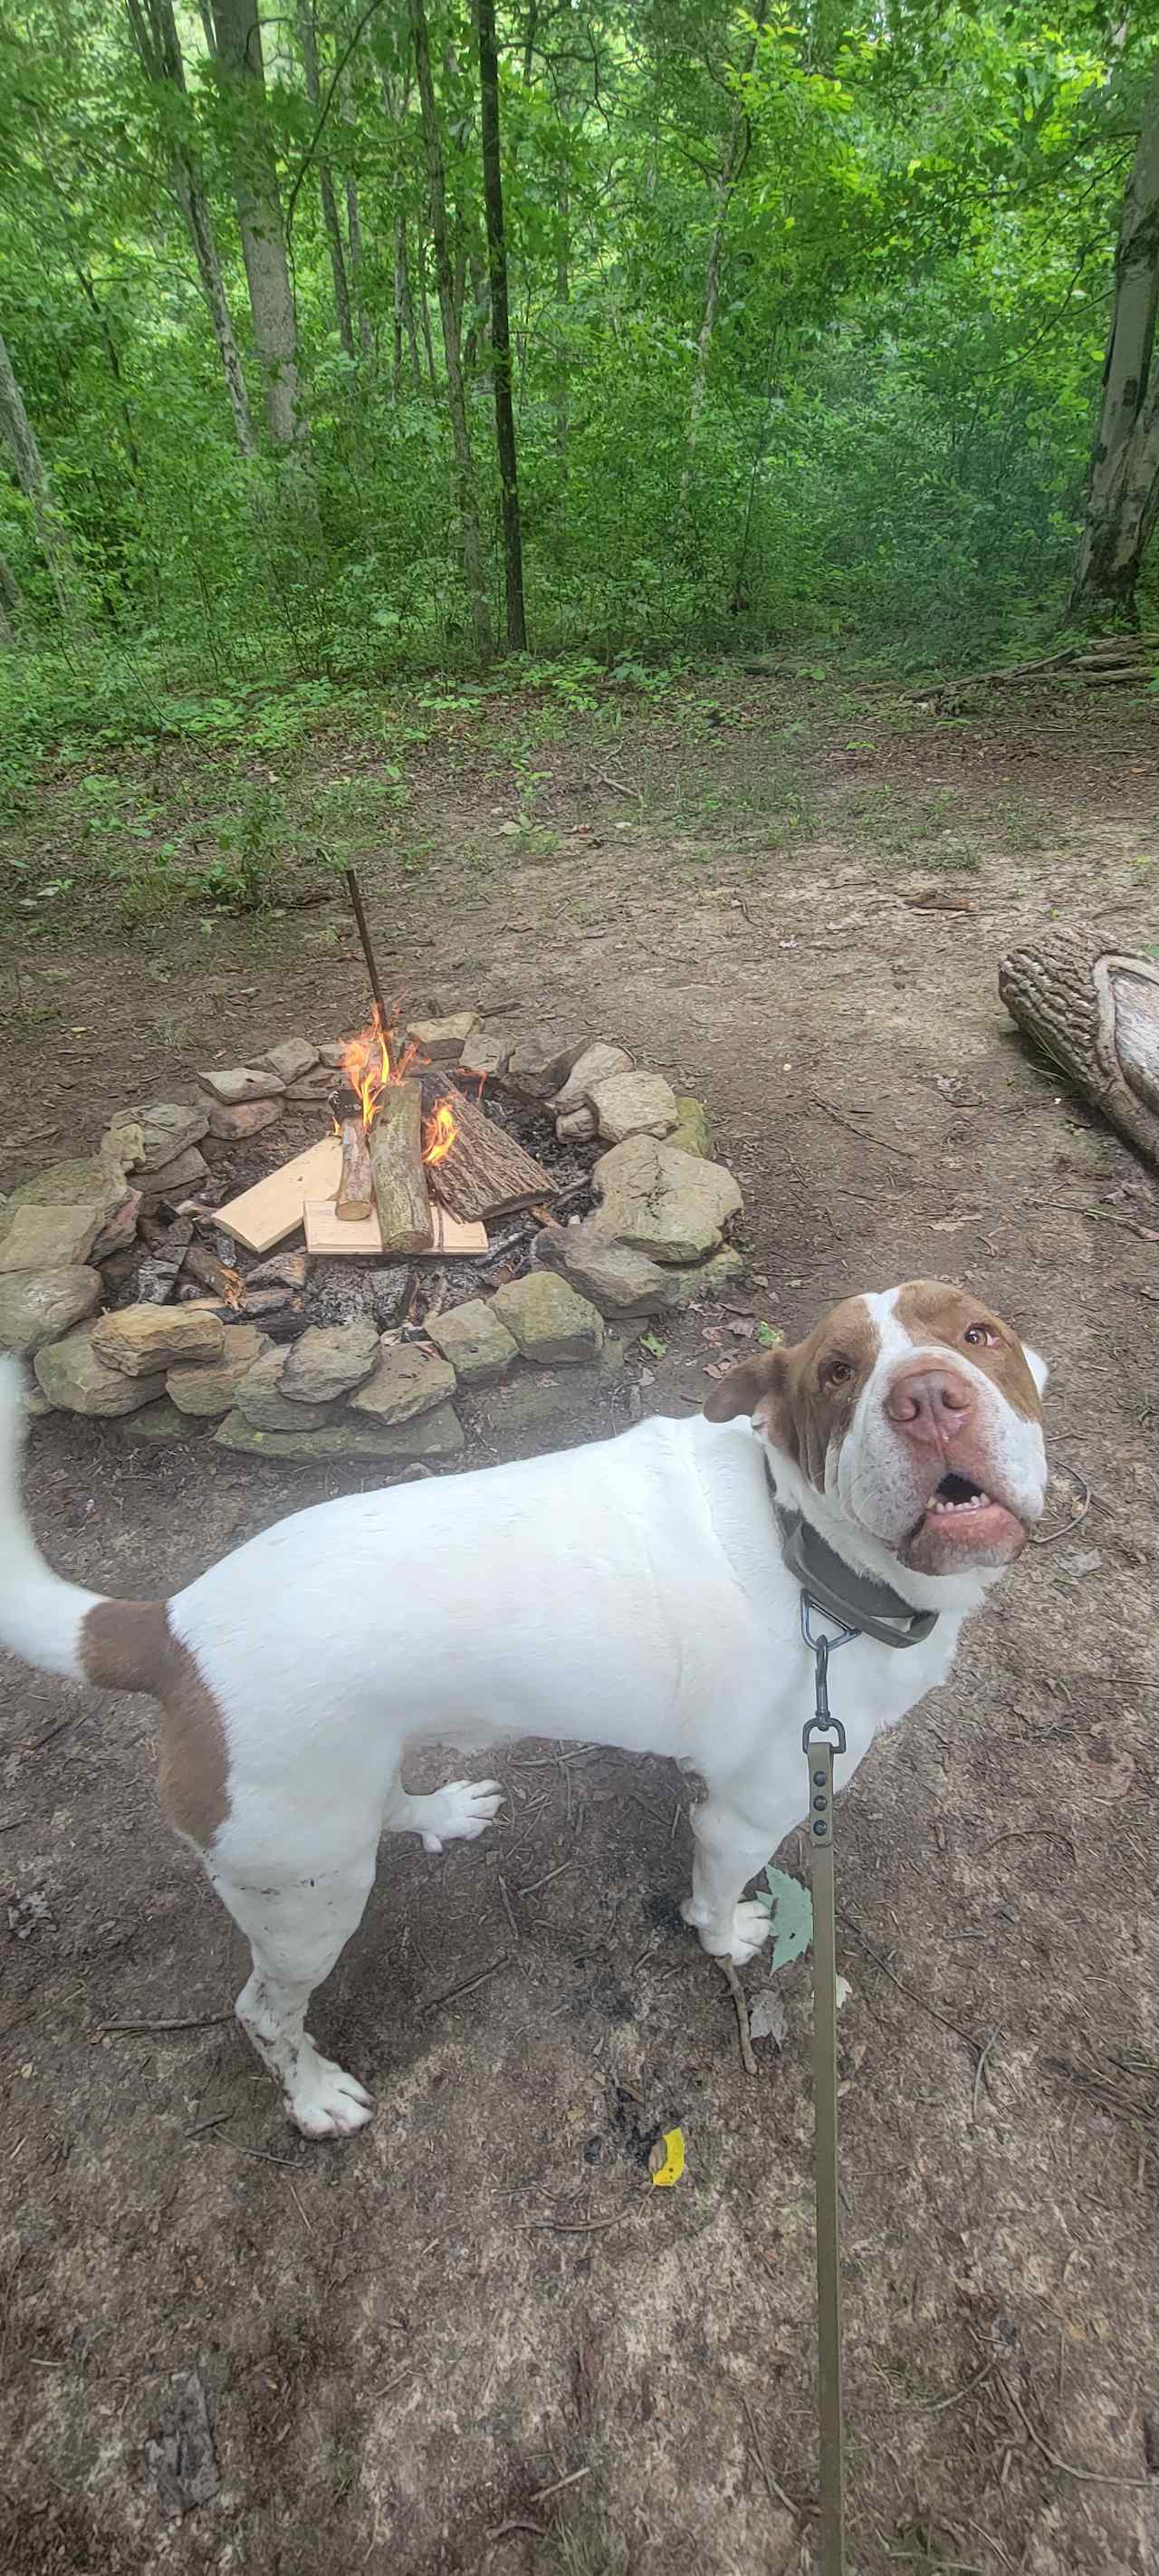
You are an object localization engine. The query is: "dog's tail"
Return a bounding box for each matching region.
[0,1357,162,1689]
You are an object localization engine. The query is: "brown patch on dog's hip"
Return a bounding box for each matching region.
[80,1599,230,1852]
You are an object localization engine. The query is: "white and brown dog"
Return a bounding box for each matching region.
[0,1282,1048,2139]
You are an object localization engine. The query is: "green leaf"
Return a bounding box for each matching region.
[756,1321,784,1347]
[639,1331,666,1358]
[754,1867,813,1972]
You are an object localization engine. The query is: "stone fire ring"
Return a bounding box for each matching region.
[0,1016,745,1466]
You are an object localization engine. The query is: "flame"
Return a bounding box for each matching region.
[423,1100,457,1167]
[340,1004,458,1165]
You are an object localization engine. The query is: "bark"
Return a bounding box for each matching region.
[209,0,309,455]
[345,177,374,361]
[0,545,19,645]
[1000,924,1159,1169]
[127,0,256,456]
[1070,55,1159,623]
[368,1083,435,1254]
[410,0,493,661]
[419,1076,551,1220]
[0,323,90,629]
[297,1,355,360]
[679,2,768,510]
[474,0,526,650]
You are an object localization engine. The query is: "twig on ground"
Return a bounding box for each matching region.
[486,2520,549,2542]
[528,2195,640,2235]
[998,2369,1153,2488]
[899,2354,1001,2415]
[515,1860,571,1898]
[100,2013,232,2036]
[1028,1467,1091,1547]
[837,1912,982,2056]
[982,1829,1078,1868]
[496,1874,520,1943]
[972,2032,999,2128]
[810,1098,917,1158]
[740,2393,805,2521]
[528,2465,590,2505]
[419,1954,512,2015]
[1055,1199,1159,1243]
[209,2135,300,2168]
[720,1957,758,2077]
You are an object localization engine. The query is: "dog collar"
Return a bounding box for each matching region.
[766,1467,939,1648]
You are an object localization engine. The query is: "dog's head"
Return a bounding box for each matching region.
[704,1281,1048,1601]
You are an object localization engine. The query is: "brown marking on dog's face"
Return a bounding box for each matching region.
[80,1600,230,1851]
[893,1281,1043,1424]
[704,1294,879,1490]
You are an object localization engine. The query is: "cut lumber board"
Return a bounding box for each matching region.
[216,1136,340,1254]
[420,1074,556,1222]
[369,1081,434,1254]
[337,1119,374,1220]
[303,1198,488,1257]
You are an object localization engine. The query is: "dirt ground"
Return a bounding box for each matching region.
[2,665,1159,2575]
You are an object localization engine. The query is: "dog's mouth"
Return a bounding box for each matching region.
[901,1470,1027,1568]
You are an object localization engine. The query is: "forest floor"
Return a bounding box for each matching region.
[2,658,1159,2576]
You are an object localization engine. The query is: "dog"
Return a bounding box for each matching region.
[0,1281,1047,2139]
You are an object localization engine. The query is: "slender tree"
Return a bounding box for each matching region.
[1070,55,1159,624]
[209,0,309,456]
[296,0,355,360]
[474,0,526,649]
[0,322,89,629]
[410,0,493,660]
[125,0,257,459]
[0,543,23,644]
[679,0,769,510]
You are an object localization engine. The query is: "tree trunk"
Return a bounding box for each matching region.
[0,323,90,629]
[296,0,355,360]
[410,0,493,661]
[679,1,767,510]
[1069,55,1159,624]
[209,0,309,456]
[0,543,21,644]
[474,0,526,650]
[125,0,258,457]
[345,177,374,361]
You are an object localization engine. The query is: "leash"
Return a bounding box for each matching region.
[800,1594,856,2576]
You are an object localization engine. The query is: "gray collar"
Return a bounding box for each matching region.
[766,1468,939,1648]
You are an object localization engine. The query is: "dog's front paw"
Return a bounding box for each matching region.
[682,1895,772,1967]
[283,2039,373,2140]
[419,1777,503,1854]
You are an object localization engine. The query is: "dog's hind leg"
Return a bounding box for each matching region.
[210,1846,378,2139]
[382,1773,503,1854]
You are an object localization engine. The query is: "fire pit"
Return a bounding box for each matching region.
[1,1004,746,1466]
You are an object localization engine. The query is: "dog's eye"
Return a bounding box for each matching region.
[963,1323,997,1348]
[823,1357,853,1389]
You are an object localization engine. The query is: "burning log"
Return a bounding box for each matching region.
[368,1081,435,1255]
[337,1119,374,1223]
[419,1075,556,1224]
[181,1241,245,1305]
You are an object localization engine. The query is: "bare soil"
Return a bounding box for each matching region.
[2,667,1158,2576]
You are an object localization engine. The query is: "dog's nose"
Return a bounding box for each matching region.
[884,1362,974,1451]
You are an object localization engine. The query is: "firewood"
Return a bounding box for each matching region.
[368,1081,434,1254]
[418,1074,556,1223]
[303,1198,487,1256]
[337,1118,374,1221]
[182,1241,245,1304]
[216,1136,340,1255]
[1000,925,1159,1168]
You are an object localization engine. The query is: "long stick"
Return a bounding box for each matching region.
[344,866,388,1025]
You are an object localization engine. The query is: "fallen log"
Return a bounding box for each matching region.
[337,1119,374,1222]
[369,1081,434,1255]
[419,1074,556,1222]
[999,925,1159,1168]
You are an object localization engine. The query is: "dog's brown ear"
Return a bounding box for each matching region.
[704,1346,792,1437]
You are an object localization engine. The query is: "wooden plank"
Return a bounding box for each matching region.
[368,1081,434,1254]
[420,1074,556,1222]
[303,1198,488,1257]
[216,1135,340,1254]
[337,1119,374,1220]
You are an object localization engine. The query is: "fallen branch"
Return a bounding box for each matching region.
[720,1956,757,2077]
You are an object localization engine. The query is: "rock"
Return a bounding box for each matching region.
[11,1158,130,1224]
[458,1030,512,1081]
[104,1102,210,1174]
[407,1012,480,1061]
[426,1298,518,1386]
[263,1037,319,1083]
[91,1188,142,1261]
[92,1303,225,1377]
[247,1251,308,1290]
[587,1069,679,1143]
[216,1404,465,1464]
[35,1328,166,1416]
[658,1247,745,1309]
[0,1204,104,1272]
[281,1318,380,1402]
[235,1349,334,1431]
[491,1271,605,1362]
[283,1075,337,1106]
[137,1147,211,1208]
[471,1360,617,1449]
[551,1042,633,1115]
[166,1324,267,1416]
[503,1031,585,1100]
[122,1399,203,1444]
[536,1222,669,1319]
[590,1138,742,1264]
[349,1343,457,1425]
[671,1096,710,1158]
[556,1107,596,1143]
[0,1267,102,1356]
[316,1041,348,1070]
[196,1067,285,1107]
[204,1097,283,1142]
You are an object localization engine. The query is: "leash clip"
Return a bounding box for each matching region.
[800,1592,854,1755]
